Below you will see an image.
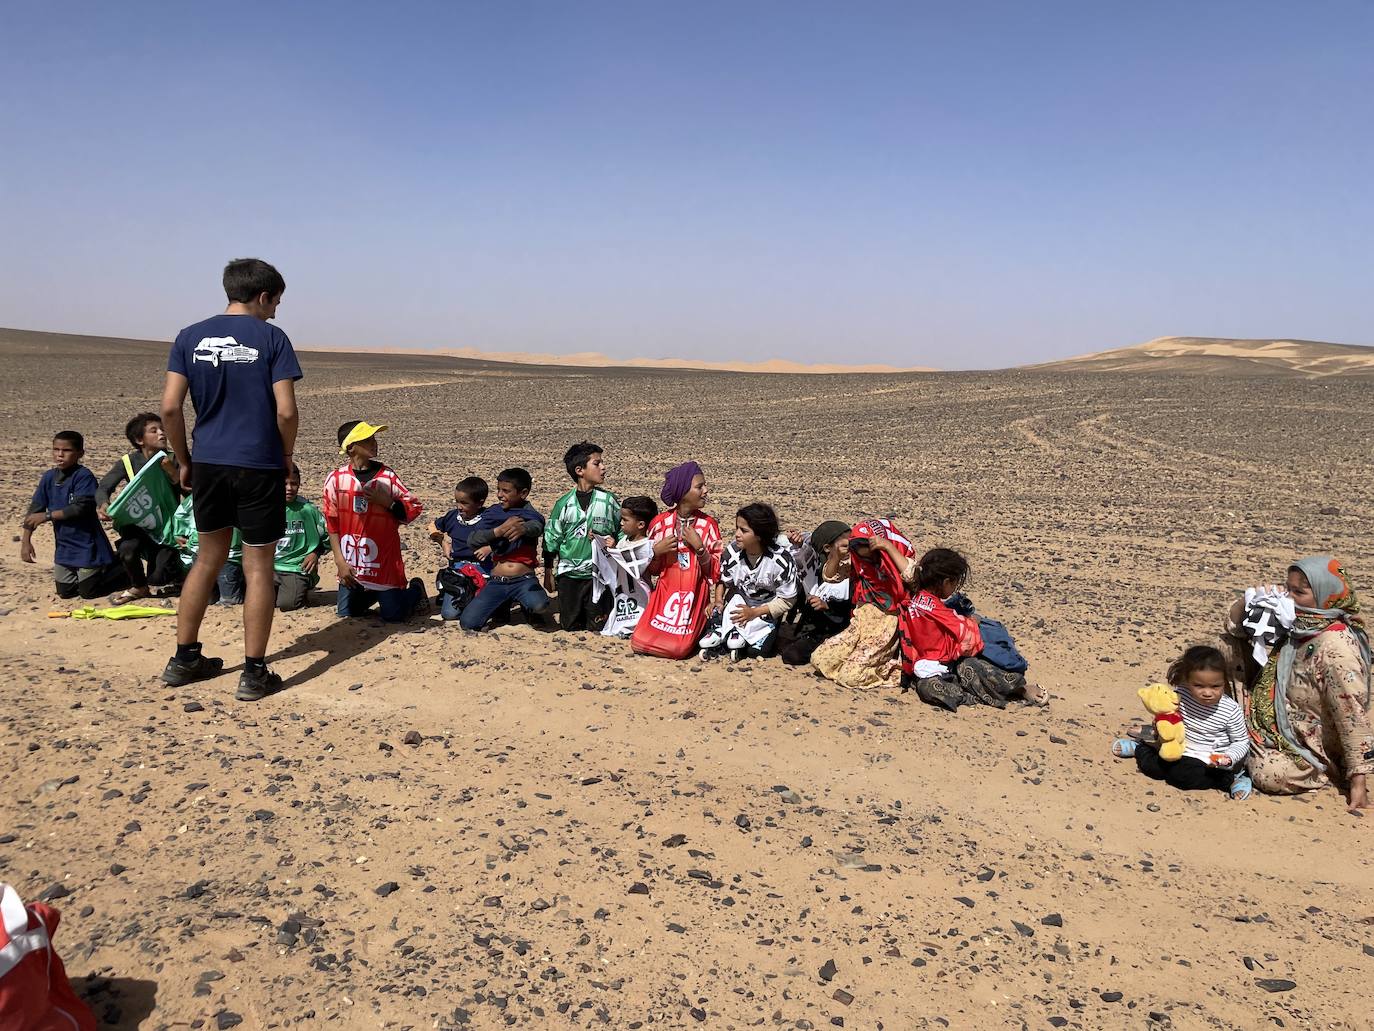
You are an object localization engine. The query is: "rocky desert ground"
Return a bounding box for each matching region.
[1,327,1371,1030]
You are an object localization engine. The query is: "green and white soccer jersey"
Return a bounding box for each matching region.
[543,487,620,579]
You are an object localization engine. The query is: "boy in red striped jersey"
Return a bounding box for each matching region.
[322,420,427,622]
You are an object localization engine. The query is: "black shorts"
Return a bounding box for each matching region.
[192,463,286,546]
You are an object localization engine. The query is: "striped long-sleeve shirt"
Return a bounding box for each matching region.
[1178,690,1250,766]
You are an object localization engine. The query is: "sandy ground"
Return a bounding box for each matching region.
[2,329,1372,1030]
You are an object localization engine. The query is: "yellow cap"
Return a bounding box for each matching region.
[339,421,388,454]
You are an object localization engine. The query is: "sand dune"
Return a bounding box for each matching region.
[1040,336,1374,377]
[393,345,929,375]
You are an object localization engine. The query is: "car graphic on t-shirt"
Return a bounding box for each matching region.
[193,336,260,368]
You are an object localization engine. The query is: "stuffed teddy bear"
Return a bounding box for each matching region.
[1138,682,1186,761]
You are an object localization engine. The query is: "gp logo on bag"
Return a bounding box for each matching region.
[341,534,379,572]
[125,487,159,530]
[193,336,260,367]
[650,590,695,634]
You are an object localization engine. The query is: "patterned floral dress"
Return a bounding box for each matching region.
[1222,604,1374,794]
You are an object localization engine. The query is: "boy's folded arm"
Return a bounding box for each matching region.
[469,527,497,547]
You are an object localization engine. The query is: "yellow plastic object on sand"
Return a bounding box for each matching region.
[54,604,177,620]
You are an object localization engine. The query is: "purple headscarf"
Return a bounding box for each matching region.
[660,461,703,508]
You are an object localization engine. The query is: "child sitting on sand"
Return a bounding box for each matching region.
[459,468,551,631]
[592,495,658,638]
[1112,645,1251,798]
[544,441,621,631]
[323,420,427,622]
[22,430,125,599]
[700,503,799,661]
[781,520,853,666]
[919,548,1048,708]
[429,475,490,621]
[631,461,722,659]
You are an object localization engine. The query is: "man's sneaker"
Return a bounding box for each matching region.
[161,654,225,686]
[236,666,284,702]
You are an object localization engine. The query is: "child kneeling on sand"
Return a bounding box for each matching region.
[429,475,490,621]
[544,441,620,631]
[323,420,427,622]
[273,464,331,610]
[22,430,125,599]
[459,468,551,631]
[98,412,184,602]
[1112,645,1251,799]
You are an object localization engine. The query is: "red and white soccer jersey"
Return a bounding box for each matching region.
[321,463,423,590]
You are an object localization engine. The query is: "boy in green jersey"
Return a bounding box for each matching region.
[273,464,330,610]
[543,441,620,631]
[172,494,243,604]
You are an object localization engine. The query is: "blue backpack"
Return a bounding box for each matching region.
[945,593,1029,674]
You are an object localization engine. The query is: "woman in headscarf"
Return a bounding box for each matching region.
[1221,556,1373,811]
[630,462,723,658]
[810,519,911,689]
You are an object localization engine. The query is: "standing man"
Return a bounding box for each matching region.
[160,258,302,700]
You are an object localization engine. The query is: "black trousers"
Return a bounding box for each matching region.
[55,564,127,600]
[116,527,183,589]
[1136,743,1234,792]
[555,574,608,632]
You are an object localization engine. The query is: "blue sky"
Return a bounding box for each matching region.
[1,1,1369,367]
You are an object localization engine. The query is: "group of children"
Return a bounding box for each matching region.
[25,419,861,658]
[25,417,331,613]
[26,419,1252,806]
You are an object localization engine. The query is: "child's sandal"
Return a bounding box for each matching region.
[1229,773,1253,800]
[1111,738,1137,759]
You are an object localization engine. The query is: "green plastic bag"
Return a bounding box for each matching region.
[106,451,179,546]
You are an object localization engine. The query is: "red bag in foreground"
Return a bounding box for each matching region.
[632,511,721,659]
[0,883,97,1030]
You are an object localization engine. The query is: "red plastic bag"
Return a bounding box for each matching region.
[0,883,97,1031]
[632,557,712,659]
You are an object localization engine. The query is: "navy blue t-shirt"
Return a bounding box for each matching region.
[168,314,303,470]
[31,466,115,569]
[435,506,488,566]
